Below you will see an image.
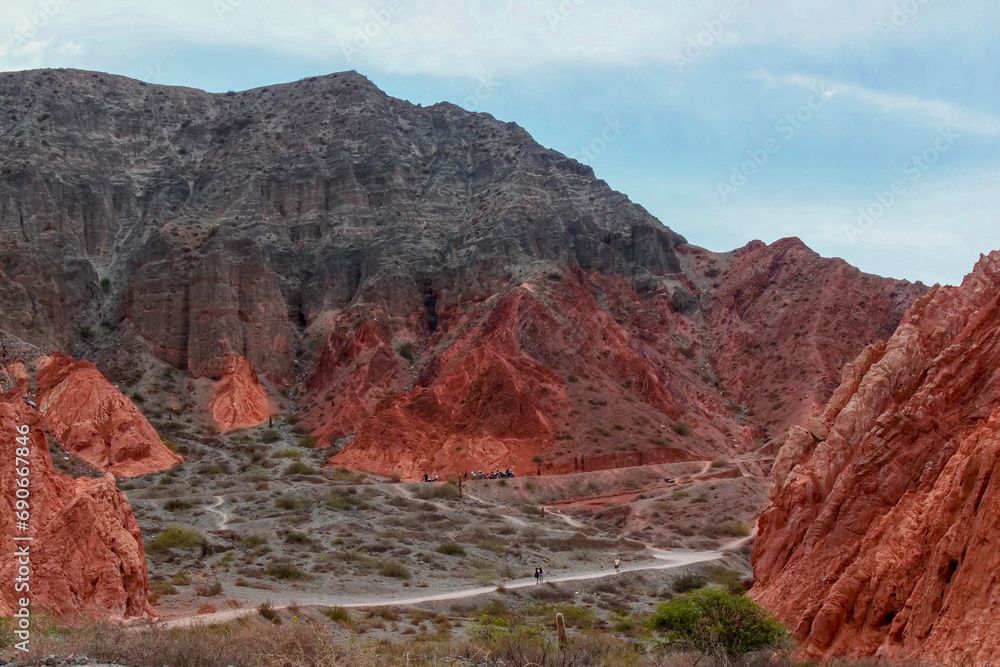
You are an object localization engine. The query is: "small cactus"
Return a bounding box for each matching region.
[556,612,567,650]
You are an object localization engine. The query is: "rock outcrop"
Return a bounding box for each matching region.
[753,251,1000,663]
[0,397,153,619]
[209,355,274,432]
[35,353,182,477]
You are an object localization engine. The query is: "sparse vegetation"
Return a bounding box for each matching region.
[435,541,467,557]
[651,588,788,660]
[148,525,203,552]
[671,421,691,436]
[397,341,417,361]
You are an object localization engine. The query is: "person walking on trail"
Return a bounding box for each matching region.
[534,567,540,584]
[614,558,621,574]
[538,566,544,583]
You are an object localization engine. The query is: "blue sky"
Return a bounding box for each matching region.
[1,0,997,285]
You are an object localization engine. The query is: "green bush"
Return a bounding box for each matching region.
[435,541,467,557]
[412,483,461,500]
[285,461,317,476]
[650,588,787,660]
[671,572,708,593]
[266,562,309,580]
[321,606,352,626]
[149,525,203,551]
[397,342,417,362]
[703,521,751,539]
[671,421,691,436]
[275,495,306,510]
[162,498,193,512]
[259,429,280,444]
[378,559,412,579]
[258,601,277,620]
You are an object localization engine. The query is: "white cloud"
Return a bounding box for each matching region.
[0,0,988,78]
[758,71,1000,136]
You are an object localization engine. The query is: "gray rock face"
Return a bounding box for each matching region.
[0,68,684,380]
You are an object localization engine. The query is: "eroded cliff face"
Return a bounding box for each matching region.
[0,398,153,619]
[35,353,182,477]
[753,251,1000,663]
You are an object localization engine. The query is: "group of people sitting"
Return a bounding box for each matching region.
[467,468,515,480]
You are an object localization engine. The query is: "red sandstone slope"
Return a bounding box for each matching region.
[701,238,924,442]
[35,353,182,477]
[0,398,153,619]
[306,240,922,480]
[752,251,1000,662]
[209,355,275,432]
[327,269,753,479]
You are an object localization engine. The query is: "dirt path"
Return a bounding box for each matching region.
[205,496,231,530]
[152,548,723,630]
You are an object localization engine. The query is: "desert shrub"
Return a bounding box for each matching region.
[703,565,750,593]
[378,559,412,579]
[258,601,278,620]
[435,542,467,557]
[671,571,708,593]
[149,581,178,596]
[320,606,352,626]
[567,375,580,383]
[241,534,269,548]
[671,421,691,436]
[650,587,788,660]
[275,494,306,510]
[326,490,370,511]
[703,521,750,539]
[397,342,417,361]
[297,435,318,448]
[149,525,203,552]
[162,498,193,512]
[259,429,280,444]
[265,562,309,580]
[195,581,223,596]
[272,448,301,459]
[412,483,460,500]
[169,572,192,586]
[285,461,317,475]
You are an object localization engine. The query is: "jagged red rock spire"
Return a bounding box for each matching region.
[0,398,154,619]
[752,251,1000,662]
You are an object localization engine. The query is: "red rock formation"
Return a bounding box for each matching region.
[752,251,1000,663]
[0,398,153,619]
[209,355,275,432]
[329,272,727,479]
[704,238,924,441]
[35,353,182,477]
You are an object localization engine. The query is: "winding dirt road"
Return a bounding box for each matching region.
[154,547,724,630]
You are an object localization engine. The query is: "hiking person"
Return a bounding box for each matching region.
[538,566,544,583]
[534,567,540,584]
[614,557,621,574]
